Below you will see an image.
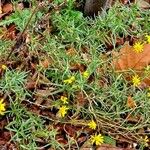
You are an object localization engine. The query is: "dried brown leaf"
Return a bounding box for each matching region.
[114,43,150,71]
[113,43,150,86]
[75,91,88,107]
[127,96,136,109]
[2,3,13,13]
[81,144,134,150]
[137,0,150,9]
[96,144,134,150]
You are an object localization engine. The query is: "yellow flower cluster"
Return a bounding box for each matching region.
[132,75,141,87]
[63,76,75,84]
[90,133,104,145]
[83,71,89,79]
[57,95,69,117]
[88,120,97,130]
[0,99,6,115]
[58,106,69,118]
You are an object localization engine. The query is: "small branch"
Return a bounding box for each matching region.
[6,2,45,61]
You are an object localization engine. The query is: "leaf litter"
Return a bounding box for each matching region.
[0,0,150,149]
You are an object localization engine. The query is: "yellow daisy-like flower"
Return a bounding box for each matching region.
[142,136,149,147]
[88,120,97,130]
[63,76,75,84]
[145,35,150,44]
[133,42,144,53]
[90,133,104,146]
[58,106,69,117]
[83,71,89,79]
[1,65,7,70]
[132,75,141,87]
[60,96,68,104]
[0,99,6,115]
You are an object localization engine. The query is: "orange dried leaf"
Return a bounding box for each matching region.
[114,43,150,71]
[127,96,136,109]
[113,43,150,86]
[40,58,53,69]
[2,3,13,13]
[40,59,49,68]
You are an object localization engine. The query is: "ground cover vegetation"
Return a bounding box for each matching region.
[0,0,150,149]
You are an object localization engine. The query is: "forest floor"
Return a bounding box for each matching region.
[0,0,150,150]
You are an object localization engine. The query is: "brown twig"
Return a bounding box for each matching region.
[6,2,44,61]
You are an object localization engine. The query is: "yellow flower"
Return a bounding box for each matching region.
[88,120,97,130]
[145,35,150,44]
[1,65,7,70]
[132,75,141,86]
[63,76,75,84]
[60,96,68,104]
[90,133,104,146]
[58,106,69,117]
[83,71,89,79]
[142,136,149,147]
[133,42,144,53]
[0,99,6,115]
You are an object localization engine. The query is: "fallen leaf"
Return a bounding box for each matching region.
[26,81,36,89]
[96,144,134,150]
[40,58,52,69]
[81,144,134,150]
[127,96,136,109]
[35,88,56,97]
[75,91,88,107]
[114,43,150,71]
[3,24,17,40]
[137,0,150,9]
[113,43,150,86]
[125,114,142,123]
[2,3,13,13]
[70,63,86,72]
[63,124,80,137]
